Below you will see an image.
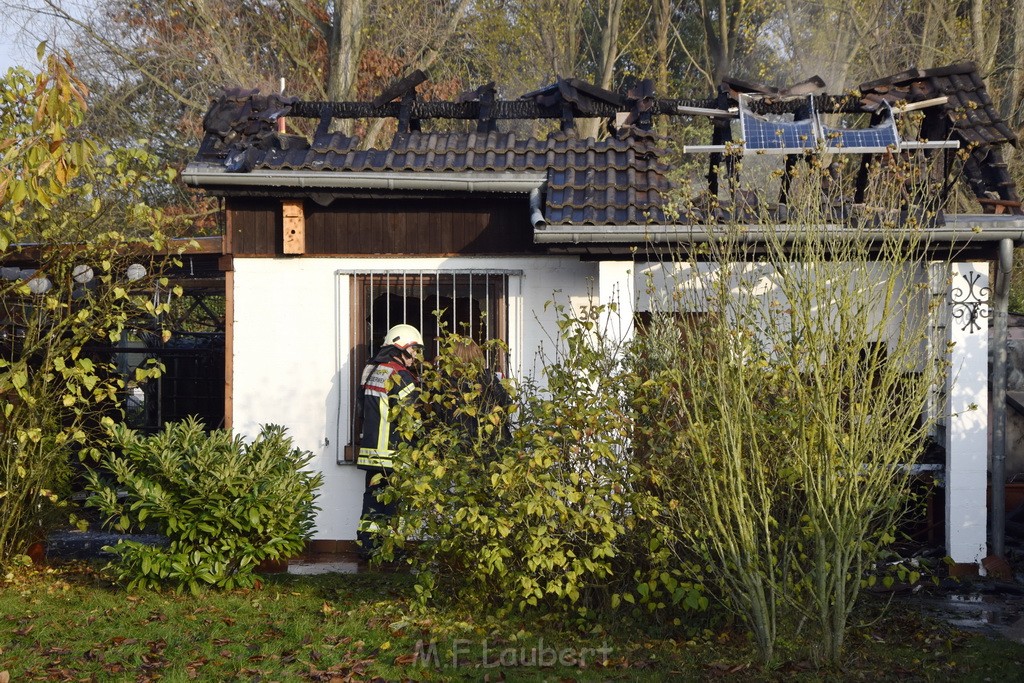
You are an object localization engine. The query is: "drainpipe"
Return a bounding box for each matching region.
[529,187,547,229]
[992,238,1012,557]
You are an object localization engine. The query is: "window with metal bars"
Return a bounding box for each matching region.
[338,269,520,463]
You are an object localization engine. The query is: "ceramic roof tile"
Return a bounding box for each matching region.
[861,64,1016,147]
[210,125,674,225]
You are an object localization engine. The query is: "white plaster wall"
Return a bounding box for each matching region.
[944,262,990,565]
[625,258,988,565]
[231,254,956,544]
[633,260,929,367]
[231,255,597,540]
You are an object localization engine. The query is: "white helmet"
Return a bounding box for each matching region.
[383,323,423,350]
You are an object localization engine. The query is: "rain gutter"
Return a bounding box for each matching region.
[532,215,1024,245]
[182,165,548,194]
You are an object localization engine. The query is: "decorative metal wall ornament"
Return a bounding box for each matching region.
[950,270,990,333]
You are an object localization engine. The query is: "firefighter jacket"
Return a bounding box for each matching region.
[356,347,418,472]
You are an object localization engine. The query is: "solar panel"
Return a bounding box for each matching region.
[727,96,957,156]
[739,94,819,154]
[820,104,899,153]
[742,115,818,152]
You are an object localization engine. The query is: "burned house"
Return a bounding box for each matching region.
[184,62,1023,572]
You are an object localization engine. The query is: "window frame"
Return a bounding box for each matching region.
[335,268,522,463]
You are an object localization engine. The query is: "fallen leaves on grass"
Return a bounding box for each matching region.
[306,655,379,681]
[323,634,353,648]
[109,636,138,646]
[706,661,750,676]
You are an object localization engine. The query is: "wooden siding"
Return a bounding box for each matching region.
[225,196,534,256]
[229,198,281,255]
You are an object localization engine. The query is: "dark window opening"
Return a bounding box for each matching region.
[342,270,514,462]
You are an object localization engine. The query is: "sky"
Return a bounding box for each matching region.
[1,25,29,72]
[0,1,94,74]
[1,6,37,73]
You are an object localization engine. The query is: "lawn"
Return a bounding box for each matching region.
[1,563,1023,682]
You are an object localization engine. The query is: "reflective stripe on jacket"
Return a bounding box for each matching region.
[356,358,417,472]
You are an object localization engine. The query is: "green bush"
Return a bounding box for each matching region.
[85,418,322,592]
[1,54,181,569]
[378,326,706,621]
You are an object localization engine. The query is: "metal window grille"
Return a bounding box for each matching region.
[337,269,521,463]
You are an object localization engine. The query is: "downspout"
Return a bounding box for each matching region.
[992,238,1012,557]
[529,187,547,229]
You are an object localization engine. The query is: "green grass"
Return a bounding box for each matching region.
[1,564,1022,682]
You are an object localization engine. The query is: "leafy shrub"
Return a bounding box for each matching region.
[1,55,182,569]
[378,326,706,621]
[85,418,322,592]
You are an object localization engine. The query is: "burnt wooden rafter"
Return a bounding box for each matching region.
[623,79,656,130]
[287,93,881,124]
[371,69,429,133]
[458,82,498,133]
[778,100,815,206]
[370,69,429,107]
[706,87,733,196]
[853,110,888,204]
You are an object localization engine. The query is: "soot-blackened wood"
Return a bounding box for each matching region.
[371,69,429,108]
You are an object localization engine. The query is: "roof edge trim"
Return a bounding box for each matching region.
[183,164,547,193]
[534,215,1024,245]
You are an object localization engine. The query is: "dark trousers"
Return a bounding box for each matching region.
[357,470,395,558]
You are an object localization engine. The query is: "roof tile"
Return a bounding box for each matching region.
[210,127,675,225]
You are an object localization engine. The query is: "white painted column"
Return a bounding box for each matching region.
[597,261,636,347]
[945,261,990,566]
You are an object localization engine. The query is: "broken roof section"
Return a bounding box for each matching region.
[858,62,1018,213]
[186,61,1020,225]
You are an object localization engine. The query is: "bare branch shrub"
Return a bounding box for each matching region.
[641,152,950,663]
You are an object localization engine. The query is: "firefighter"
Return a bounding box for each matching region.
[355,323,423,557]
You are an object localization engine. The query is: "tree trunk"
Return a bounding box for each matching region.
[598,0,624,91]
[583,0,625,139]
[655,0,673,137]
[971,0,999,75]
[996,0,1024,163]
[699,0,743,85]
[329,0,365,136]
[917,0,938,68]
[713,0,730,83]
[1005,0,1024,129]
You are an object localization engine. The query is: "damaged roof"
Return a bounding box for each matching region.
[186,61,1020,225]
[856,62,1017,210]
[241,129,669,225]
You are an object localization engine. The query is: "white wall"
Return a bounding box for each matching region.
[944,262,990,565]
[231,253,988,558]
[604,258,988,567]
[231,255,597,540]
[631,260,929,368]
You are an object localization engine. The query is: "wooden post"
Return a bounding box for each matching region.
[223,268,234,430]
[282,200,305,254]
[223,207,234,430]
